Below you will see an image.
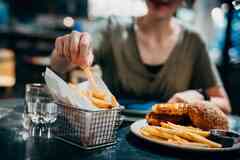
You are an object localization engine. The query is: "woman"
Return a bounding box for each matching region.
[51,0,231,114]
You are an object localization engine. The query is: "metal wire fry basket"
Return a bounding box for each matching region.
[54,103,122,150]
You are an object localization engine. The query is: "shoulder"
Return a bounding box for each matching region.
[179,23,206,47]
[177,21,209,60]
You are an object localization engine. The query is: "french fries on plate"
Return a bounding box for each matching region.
[139,122,222,148]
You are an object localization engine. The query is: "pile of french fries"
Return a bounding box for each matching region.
[87,89,118,109]
[140,122,222,148]
[68,67,118,109]
[69,83,118,109]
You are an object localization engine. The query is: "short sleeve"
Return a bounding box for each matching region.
[191,34,222,90]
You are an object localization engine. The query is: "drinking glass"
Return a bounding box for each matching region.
[25,83,57,124]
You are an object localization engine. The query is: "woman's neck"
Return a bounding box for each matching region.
[137,14,176,41]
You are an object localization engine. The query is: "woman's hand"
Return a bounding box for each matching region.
[168,90,204,104]
[168,88,231,115]
[168,91,229,130]
[54,31,94,69]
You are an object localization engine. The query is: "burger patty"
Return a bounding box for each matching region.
[146,112,191,126]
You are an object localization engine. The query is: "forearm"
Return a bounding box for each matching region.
[210,97,231,115]
[168,89,231,114]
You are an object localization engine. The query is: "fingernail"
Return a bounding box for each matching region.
[82,37,89,46]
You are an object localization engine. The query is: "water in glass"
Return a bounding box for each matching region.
[25,84,57,124]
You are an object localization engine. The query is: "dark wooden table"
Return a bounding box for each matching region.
[0,99,239,160]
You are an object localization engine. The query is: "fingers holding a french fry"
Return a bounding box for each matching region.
[54,31,94,69]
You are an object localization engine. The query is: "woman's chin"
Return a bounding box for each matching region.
[148,10,173,20]
[147,0,178,19]
[148,5,175,19]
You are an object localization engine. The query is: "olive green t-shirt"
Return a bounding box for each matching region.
[90,16,222,101]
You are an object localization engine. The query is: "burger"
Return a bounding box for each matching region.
[145,103,229,130]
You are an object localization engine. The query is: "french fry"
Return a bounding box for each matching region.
[160,122,210,137]
[174,140,209,148]
[143,126,174,140]
[168,139,209,148]
[140,128,166,142]
[186,126,202,130]
[143,127,188,146]
[172,135,189,143]
[84,67,97,88]
[155,127,222,148]
[168,139,178,144]
[140,128,152,137]
[91,89,106,100]
[170,136,209,148]
[111,96,118,107]
[90,96,114,109]
[167,122,207,131]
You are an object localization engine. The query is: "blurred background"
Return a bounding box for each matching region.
[0,0,240,114]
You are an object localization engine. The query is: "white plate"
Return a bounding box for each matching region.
[130,119,240,152]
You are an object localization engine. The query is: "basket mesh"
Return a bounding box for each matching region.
[54,103,121,149]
